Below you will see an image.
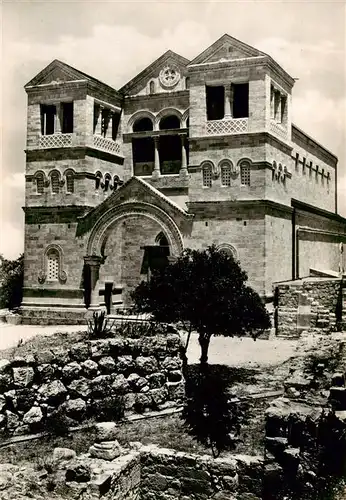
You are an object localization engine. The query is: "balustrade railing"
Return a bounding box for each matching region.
[39,133,73,149]
[270,121,287,140]
[93,135,121,155]
[206,117,248,136]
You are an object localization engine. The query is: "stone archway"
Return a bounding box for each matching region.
[85,201,184,308]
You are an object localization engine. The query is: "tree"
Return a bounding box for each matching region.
[0,254,24,310]
[131,245,271,365]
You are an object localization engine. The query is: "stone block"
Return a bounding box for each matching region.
[69,342,90,362]
[68,377,92,398]
[62,398,86,421]
[98,356,116,373]
[94,421,118,442]
[81,359,98,377]
[329,387,346,410]
[53,447,77,465]
[23,406,43,425]
[62,361,82,381]
[12,367,34,388]
[88,440,122,460]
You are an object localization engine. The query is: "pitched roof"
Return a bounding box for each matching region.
[188,33,266,66]
[24,59,119,95]
[119,50,190,95]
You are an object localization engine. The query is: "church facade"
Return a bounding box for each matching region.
[21,34,346,323]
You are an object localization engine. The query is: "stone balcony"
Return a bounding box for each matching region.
[270,120,288,140]
[37,133,122,156]
[92,135,122,156]
[38,133,75,149]
[206,117,248,136]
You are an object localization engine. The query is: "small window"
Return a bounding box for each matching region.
[36,173,44,194]
[41,104,56,135]
[113,175,120,190]
[61,102,74,133]
[112,112,120,140]
[66,172,74,193]
[240,162,251,186]
[220,161,232,187]
[104,174,111,191]
[185,77,190,90]
[232,83,249,118]
[206,85,224,121]
[149,81,155,94]
[101,108,110,138]
[202,163,213,187]
[51,171,60,194]
[47,248,59,282]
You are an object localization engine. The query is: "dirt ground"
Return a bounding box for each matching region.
[0,322,298,367]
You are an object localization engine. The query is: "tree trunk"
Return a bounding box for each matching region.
[199,334,211,365]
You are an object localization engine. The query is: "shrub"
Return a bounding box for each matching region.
[87,310,115,339]
[0,253,23,310]
[44,409,70,437]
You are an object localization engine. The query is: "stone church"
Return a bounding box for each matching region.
[21,34,346,323]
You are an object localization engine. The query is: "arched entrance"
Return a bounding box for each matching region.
[85,202,184,308]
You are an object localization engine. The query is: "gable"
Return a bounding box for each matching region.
[25,60,89,88]
[120,51,190,97]
[189,34,265,66]
[77,177,191,237]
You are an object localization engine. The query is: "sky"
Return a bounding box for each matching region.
[1,0,345,259]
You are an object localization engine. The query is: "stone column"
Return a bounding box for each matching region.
[275,91,282,122]
[55,103,62,133]
[107,111,114,140]
[224,84,233,118]
[152,135,160,178]
[95,105,104,135]
[179,134,188,177]
[84,255,103,310]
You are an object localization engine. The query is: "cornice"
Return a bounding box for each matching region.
[189,132,293,155]
[292,199,346,224]
[124,90,189,103]
[26,146,124,164]
[291,125,338,167]
[186,199,293,217]
[188,55,295,89]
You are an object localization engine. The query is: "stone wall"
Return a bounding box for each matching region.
[274,278,343,337]
[140,444,263,500]
[264,391,346,500]
[0,332,184,436]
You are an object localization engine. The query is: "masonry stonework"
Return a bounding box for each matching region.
[20,34,346,323]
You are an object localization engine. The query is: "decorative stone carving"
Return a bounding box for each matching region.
[159,65,180,88]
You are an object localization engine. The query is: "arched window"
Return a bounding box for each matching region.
[95,172,102,189]
[65,171,74,194]
[155,232,169,247]
[51,171,60,194]
[133,117,153,132]
[159,115,180,130]
[104,174,111,191]
[149,81,155,94]
[217,244,238,260]
[46,248,60,282]
[240,161,251,186]
[220,160,232,187]
[202,162,213,187]
[113,175,120,191]
[36,173,44,195]
[185,77,190,90]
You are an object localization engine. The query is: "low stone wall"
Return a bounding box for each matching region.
[140,445,263,500]
[0,333,185,436]
[264,388,346,499]
[274,278,343,337]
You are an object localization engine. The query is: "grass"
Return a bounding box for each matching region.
[0,330,87,360]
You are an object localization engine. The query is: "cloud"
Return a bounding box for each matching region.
[0,222,23,259]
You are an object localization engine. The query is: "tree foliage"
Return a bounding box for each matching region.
[0,254,24,310]
[131,245,271,364]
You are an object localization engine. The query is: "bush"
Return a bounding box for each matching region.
[0,254,23,310]
[87,310,115,339]
[44,409,70,437]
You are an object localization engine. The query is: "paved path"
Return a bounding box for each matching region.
[0,323,79,351]
[0,323,298,368]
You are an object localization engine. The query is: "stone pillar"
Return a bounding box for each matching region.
[55,103,62,133]
[275,91,282,122]
[95,105,103,135]
[84,256,103,310]
[153,135,160,178]
[107,111,114,140]
[179,134,188,177]
[224,85,233,118]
